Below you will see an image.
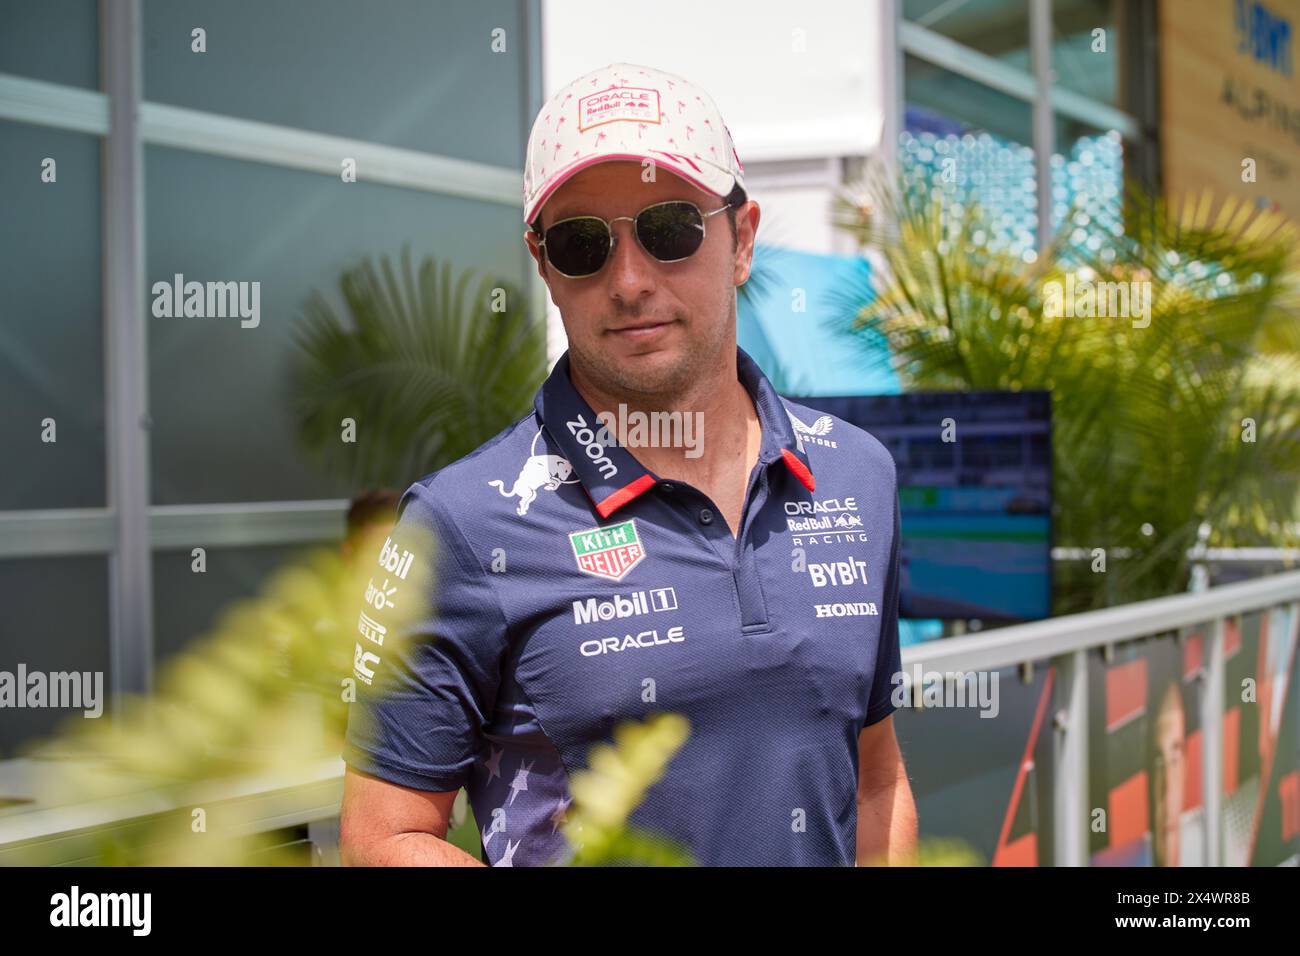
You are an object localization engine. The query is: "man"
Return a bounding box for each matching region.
[340,488,401,566]
[340,62,916,866]
[1150,680,1185,867]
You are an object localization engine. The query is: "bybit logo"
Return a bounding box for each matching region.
[807,557,869,588]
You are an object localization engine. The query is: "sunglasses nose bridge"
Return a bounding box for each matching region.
[606,214,650,265]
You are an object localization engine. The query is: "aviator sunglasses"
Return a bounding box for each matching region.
[536,199,731,278]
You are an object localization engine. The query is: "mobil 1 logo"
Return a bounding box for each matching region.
[572,586,678,625]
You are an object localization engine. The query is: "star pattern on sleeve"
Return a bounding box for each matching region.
[549,795,572,835]
[493,838,521,866]
[484,745,504,782]
[507,758,534,805]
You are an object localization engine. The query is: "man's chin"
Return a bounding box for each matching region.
[596,346,691,395]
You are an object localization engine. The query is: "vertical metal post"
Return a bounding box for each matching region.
[1029,0,1054,251]
[102,0,153,704]
[1053,648,1089,866]
[308,817,341,866]
[876,0,903,178]
[519,0,560,370]
[1189,522,1212,593]
[1202,616,1225,866]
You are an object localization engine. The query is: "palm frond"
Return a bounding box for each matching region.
[829,156,1300,609]
[289,245,547,488]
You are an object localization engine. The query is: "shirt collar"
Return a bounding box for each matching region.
[534,346,815,519]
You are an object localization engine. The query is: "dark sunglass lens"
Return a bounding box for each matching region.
[636,202,705,261]
[545,218,610,276]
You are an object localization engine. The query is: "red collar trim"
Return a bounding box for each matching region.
[781,448,816,492]
[594,473,658,518]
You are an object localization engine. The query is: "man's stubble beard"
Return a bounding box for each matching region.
[569,300,734,408]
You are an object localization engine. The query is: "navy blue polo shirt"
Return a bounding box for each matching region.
[342,346,902,866]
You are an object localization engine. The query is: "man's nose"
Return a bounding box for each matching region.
[606,218,656,299]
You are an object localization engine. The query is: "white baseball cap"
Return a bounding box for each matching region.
[523,62,746,226]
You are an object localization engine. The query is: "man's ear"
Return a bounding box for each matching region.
[732,200,760,286]
[524,229,548,280]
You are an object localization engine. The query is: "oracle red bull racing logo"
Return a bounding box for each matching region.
[569,519,645,581]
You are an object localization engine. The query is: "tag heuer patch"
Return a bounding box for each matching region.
[569,519,645,581]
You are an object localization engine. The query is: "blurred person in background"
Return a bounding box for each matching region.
[1151,681,1185,867]
[341,488,402,566]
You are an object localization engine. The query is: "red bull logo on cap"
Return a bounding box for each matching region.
[579,86,661,131]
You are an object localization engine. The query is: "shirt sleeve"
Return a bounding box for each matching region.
[342,479,509,792]
[863,481,902,727]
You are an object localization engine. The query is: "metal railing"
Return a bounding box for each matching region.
[3,570,1298,865]
[903,569,1300,866]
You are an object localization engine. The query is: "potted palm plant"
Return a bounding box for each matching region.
[831,162,1300,612]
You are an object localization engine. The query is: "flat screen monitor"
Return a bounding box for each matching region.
[790,391,1052,621]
